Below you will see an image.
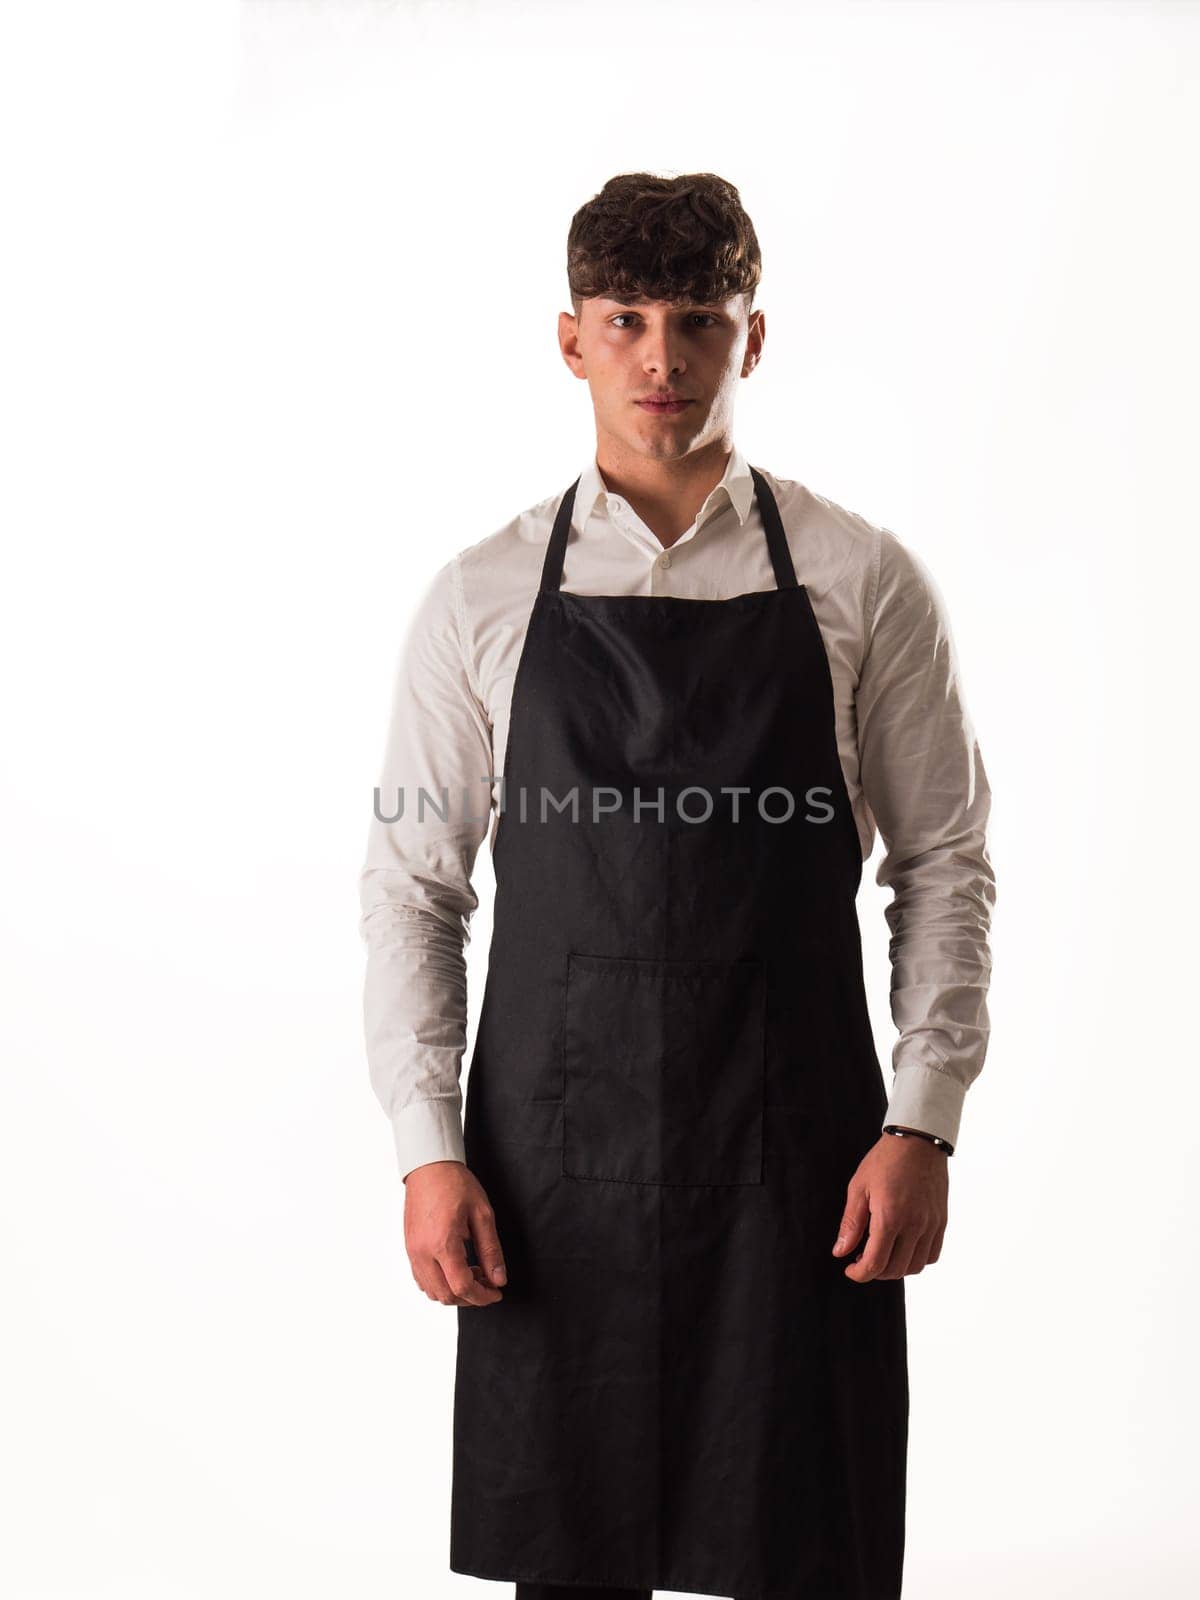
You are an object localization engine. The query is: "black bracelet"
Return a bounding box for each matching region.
[883,1124,954,1156]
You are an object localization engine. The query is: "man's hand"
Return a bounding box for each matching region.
[831,1132,948,1283]
[403,1160,508,1307]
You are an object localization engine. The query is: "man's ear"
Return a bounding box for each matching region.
[558,309,585,378]
[742,308,765,378]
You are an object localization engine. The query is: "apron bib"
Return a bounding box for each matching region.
[449,468,908,1600]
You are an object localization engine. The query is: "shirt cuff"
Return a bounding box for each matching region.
[391,1098,467,1183]
[883,1063,967,1152]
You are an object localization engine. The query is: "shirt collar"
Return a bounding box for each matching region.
[571,440,756,535]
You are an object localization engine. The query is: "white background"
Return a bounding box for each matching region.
[3,1,1198,1595]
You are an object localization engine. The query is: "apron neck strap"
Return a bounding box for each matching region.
[539,465,799,594]
[749,466,799,590]
[540,477,580,593]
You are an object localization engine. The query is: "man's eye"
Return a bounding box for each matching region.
[610,313,719,329]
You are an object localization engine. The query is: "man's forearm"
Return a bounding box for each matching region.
[878,829,996,1151]
[360,867,473,1181]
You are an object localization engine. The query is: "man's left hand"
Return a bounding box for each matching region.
[831,1131,948,1283]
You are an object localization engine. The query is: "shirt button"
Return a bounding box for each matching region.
[658,552,671,569]
[610,497,624,512]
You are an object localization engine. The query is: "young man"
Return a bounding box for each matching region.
[359,172,996,1600]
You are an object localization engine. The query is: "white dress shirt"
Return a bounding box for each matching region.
[359,442,996,1181]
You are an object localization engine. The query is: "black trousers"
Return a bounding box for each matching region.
[514,1587,650,1600]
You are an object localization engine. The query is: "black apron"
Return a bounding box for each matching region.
[450,467,908,1600]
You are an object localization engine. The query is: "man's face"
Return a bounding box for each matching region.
[558,294,764,464]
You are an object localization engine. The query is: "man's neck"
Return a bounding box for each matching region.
[594,436,732,550]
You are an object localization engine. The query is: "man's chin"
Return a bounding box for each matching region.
[617,416,707,460]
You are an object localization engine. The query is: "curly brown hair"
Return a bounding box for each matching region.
[567,171,762,315]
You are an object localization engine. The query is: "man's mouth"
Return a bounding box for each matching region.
[635,397,693,415]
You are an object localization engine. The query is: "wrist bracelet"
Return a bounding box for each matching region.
[883,1124,954,1156]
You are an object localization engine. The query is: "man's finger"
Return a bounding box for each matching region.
[879,1229,918,1281]
[415,1251,460,1306]
[448,1266,499,1307]
[411,1255,445,1302]
[471,1203,508,1287]
[437,1232,502,1307]
[903,1226,939,1276]
[842,1212,898,1283]
[832,1187,870,1257]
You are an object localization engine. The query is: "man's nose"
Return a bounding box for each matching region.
[644,339,685,376]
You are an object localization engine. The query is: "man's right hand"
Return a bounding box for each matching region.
[402,1160,508,1307]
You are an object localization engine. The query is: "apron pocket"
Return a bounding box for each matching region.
[562,951,765,1186]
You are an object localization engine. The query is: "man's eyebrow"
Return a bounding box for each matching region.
[602,300,724,311]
